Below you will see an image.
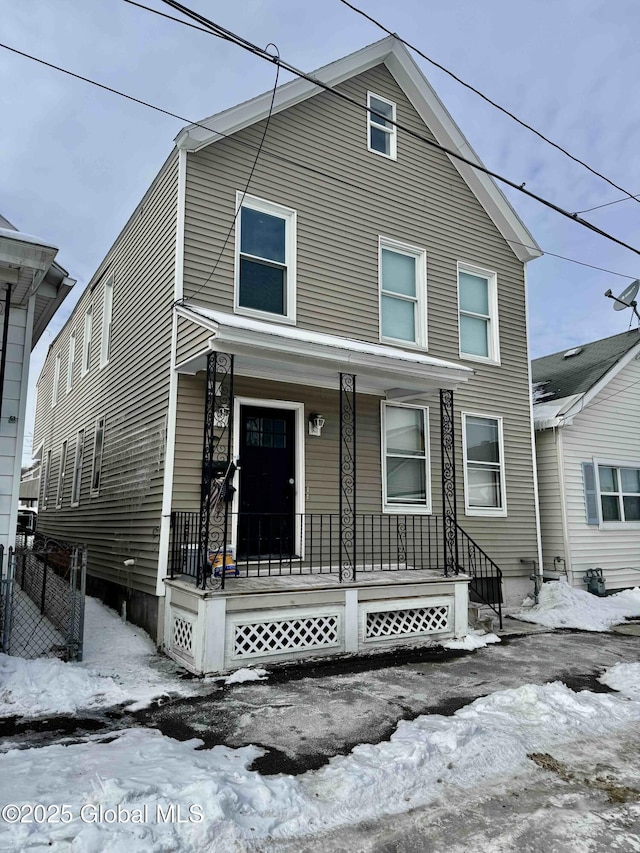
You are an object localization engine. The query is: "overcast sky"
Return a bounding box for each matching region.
[3,0,640,460]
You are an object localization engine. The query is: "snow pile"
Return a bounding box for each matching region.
[599,662,640,699]
[443,629,501,651]
[512,581,640,631]
[2,677,640,850]
[80,595,201,712]
[223,667,269,685]
[0,655,127,718]
[0,596,202,718]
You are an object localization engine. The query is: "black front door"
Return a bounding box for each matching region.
[237,405,296,559]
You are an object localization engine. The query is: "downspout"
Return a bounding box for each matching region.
[0,283,12,425]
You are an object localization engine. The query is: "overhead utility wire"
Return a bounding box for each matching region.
[148,0,640,259]
[2,40,637,281]
[575,191,640,215]
[337,0,640,210]
[184,51,281,303]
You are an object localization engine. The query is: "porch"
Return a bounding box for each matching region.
[164,304,503,673]
[164,569,470,675]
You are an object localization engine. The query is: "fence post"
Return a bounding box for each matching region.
[40,553,48,615]
[77,548,87,661]
[1,547,14,654]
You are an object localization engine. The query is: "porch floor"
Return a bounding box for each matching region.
[165,568,468,597]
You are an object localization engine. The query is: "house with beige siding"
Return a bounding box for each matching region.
[0,214,73,556]
[533,329,640,592]
[33,38,543,673]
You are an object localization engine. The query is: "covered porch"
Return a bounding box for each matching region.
[163,304,502,672]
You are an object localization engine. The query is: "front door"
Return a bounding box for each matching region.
[237,405,296,559]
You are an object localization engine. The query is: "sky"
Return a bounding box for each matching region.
[2,0,640,460]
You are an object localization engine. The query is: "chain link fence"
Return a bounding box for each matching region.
[0,536,86,661]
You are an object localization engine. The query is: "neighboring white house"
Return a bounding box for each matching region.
[532,329,640,591]
[0,214,74,555]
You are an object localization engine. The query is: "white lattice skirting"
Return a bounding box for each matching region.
[230,610,341,661]
[170,610,195,660]
[164,577,468,674]
[364,601,450,642]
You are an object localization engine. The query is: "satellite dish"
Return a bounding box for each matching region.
[612,280,639,311]
[604,280,640,321]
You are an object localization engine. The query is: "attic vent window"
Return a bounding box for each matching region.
[367,92,397,160]
[563,347,583,358]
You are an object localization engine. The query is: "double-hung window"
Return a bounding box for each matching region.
[91,416,105,494]
[235,193,296,322]
[367,92,397,159]
[71,429,85,507]
[458,264,499,363]
[462,413,506,515]
[382,402,431,511]
[56,440,68,509]
[598,465,640,522]
[52,353,61,408]
[82,306,93,376]
[379,239,427,347]
[66,332,75,393]
[100,275,113,368]
[42,449,51,510]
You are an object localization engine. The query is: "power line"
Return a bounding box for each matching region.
[574,191,640,215]
[2,39,638,282]
[337,0,640,210]
[504,243,637,280]
[184,51,281,303]
[146,0,640,259]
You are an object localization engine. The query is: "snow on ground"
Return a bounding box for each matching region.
[0,596,201,718]
[599,661,640,699]
[512,580,640,631]
[2,675,640,852]
[221,667,269,685]
[443,629,501,651]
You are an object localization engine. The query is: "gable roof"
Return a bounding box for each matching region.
[532,330,640,401]
[175,37,541,264]
[531,329,640,428]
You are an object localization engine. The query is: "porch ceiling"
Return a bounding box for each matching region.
[175,304,473,394]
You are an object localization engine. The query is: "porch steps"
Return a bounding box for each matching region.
[468,604,494,634]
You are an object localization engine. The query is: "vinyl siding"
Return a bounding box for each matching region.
[558,357,640,590]
[535,427,566,569]
[0,306,28,553]
[176,315,211,366]
[180,63,538,578]
[32,152,179,598]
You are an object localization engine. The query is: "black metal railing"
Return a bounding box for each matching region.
[169,511,444,586]
[455,522,503,628]
[169,511,504,626]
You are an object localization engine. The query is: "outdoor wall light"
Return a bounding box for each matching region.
[308,413,325,436]
[214,405,230,428]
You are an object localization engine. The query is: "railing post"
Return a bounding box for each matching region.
[440,389,459,576]
[339,373,356,582]
[198,352,234,590]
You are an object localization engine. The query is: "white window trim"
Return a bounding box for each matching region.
[71,429,85,508]
[457,262,500,365]
[378,237,427,350]
[56,440,68,509]
[91,416,105,496]
[381,401,432,514]
[100,274,114,369]
[594,457,640,530]
[51,353,61,408]
[367,91,397,160]
[66,332,75,394]
[42,449,51,510]
[461,411,507,517]
[234,192,297,325]
[82,306,93,377]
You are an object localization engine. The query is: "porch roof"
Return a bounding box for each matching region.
[175,303,473,394]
